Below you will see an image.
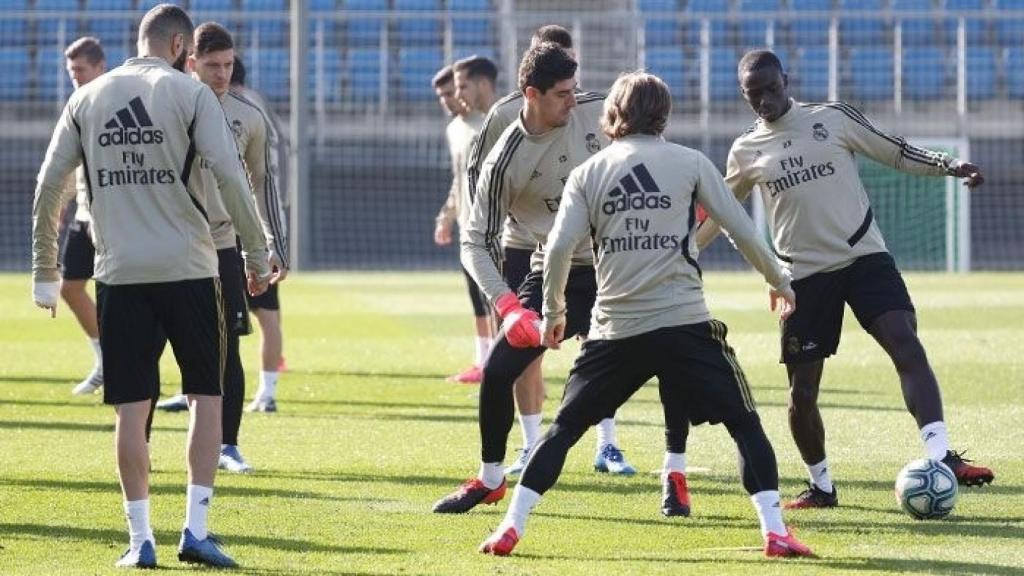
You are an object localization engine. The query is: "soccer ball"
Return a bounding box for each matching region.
[895,458,958,520]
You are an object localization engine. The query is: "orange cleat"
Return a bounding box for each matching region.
[432,478,506,513]
[479,526,519,556]
[764,528,816,558]
[448,365,482,384]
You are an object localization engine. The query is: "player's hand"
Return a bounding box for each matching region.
[247,270,270,297]
[32,280,59,318]
[540,316,566,349]
[769,285,797,321]
[434,221,452,246]
[495,292,542,348]
[954,161,984,189]
[269,251,289,283]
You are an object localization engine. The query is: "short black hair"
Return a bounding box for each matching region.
[738,49,784,76]
[231,55,246,86]
[138,3,194,48]
[518,42,577,94]
[193,21,234,58]
[532,24,573,50]
[65,36,105,65]
[432,64,454,88]
[453,55,497,84]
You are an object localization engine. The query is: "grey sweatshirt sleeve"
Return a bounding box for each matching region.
[542,170,590,323]
[832,102,955,177]
[244,104,289,268]
[32,102,83,282]
[695,145,752,250]
[460,146,513,304]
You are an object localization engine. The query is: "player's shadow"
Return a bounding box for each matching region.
[283,398,478,411]
[0,376,74,384]
[0,398,106,408]
[0,419,183,433]
[302,369,450,381]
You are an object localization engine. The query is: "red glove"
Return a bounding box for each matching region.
[495,293,541,348]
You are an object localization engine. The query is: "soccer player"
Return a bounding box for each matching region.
[478,71,813,559]
[697,49,994,509]
[433,43,643,515]
[59,36,107,395]
[231,56,291,412]
[466,24,638,477]
[155,22,288,474]
[31,4,273,568]
[433,60,495,384]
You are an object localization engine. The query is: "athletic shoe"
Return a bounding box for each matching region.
[594,444,636,476]
[764,528,816,558]
[661,471,691,517]
[71,368,103,395]
[504,447,531,476]
[178,528,238,568]
[218,445,253,474]
[432,478,507,514]
[156,394,188,412]
[479,526,519,556]
[115,540,156,569]
[784,482,838,509]
[245,397,277,413]
[448,365,482,384]
[942,450,995,487]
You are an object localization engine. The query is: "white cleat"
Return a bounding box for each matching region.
[504,447,531,476]
[71,368,103,395]
[155,394,189,412]
[218,445,254,473]
[245,397,277,413]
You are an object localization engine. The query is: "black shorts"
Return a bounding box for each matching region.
[782,252,915,364]
[61,220,94,280]
[502,246,533,294]
[246,281,280,311]
[556,321,757,428]
[517,266,596,340]
[462,267,489,318]
[219,247,252,336]
[97,278,226,405]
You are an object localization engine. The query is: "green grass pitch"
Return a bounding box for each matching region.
[0,271,1021,575]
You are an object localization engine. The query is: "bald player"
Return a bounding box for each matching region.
[32,4,273,568]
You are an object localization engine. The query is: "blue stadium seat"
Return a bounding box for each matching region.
[710,47,739,101]
[449,0,493,50]
[788,0,834,47]
[241,0,288,47]
[310,47,343,102]
[1004,47,1024,98]
[346,47,383,101]
[793,46,831,101]
[32,47,65,101]
[84,0,134,48]
[839,0,889,45]
[891,0,937,46]
[251,48,289,102]
[104,46,127,69]
[738,0,781,47]
[942,0,987,46]
[35,0,80,40]
[902,47,949,100]
[645,46,686,98]
[191,0,236,10]
[398,47,443,101]
[137,0,185,9]
[686,0,730,45]
[995,10,1024,47]
[965,47,997,100]
[395,0,443,47]
[638,0,681,47]
[452,45,496,61]
[343,0,388,47]
[0,0,30,47]
[849,46,894,99]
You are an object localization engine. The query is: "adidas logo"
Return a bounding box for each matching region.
[98,96,164,147]
[199,497,210,506]
[601,163,671,215]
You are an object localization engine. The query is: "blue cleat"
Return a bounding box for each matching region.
[115,540,156,569]
[178,528,238,568]
[218,445,254,474]
[594,444,637,476]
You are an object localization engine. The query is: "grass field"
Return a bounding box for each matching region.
[0,271,1022,575]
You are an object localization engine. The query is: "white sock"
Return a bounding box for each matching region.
[807,459,834,493]
[474,336,491,366]
[258,370,279,400]
[518,413,542,451]
[184,484,213,540]
[751,490,787,538]
[596,417,616,449]
[920,421,951,461]
[503,484,542,537]
[662,452,687,480]
[478,462,504,490]
[123,499,153,549]
[89,337,103,371]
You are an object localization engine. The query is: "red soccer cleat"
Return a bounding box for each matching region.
[784,482,838,510]
[661,471,691,517]
[942,450,994,487]
[432,478,506,513]
[448,365,482,384]
[479,526,519,556]
[764,528,816,558]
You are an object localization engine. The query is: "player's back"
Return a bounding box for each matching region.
[68,56,219,285]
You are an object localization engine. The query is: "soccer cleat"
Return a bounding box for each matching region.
[432,478,507,514]
[661,471,691,517]
[479,525,519,556]
[504,447,531,476]
[178,528,238,568]
[71,368,103,395]
[942,450,994,487]
[156,394,188,412]
[115,540,157,569]
[764,528,816,558]
[594,444,636,476]
[784,482,838,510]
[448,365,483,384]
[218,445,253,474]
[245,397,277,413]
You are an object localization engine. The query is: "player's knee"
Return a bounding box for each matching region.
[546,420,586,446]
[788,381,818,411]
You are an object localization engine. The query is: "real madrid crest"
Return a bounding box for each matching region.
[585,133,601,153]
[812,122,829,141]
[230,119,244,139]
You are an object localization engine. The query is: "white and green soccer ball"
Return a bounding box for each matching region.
[895,458,958,520]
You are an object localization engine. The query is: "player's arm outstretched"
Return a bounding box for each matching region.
[693,153,795,318]
[831,102,984,188]
[540,170,590,348]
[694,146,754,251]
[243,101,289,279]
